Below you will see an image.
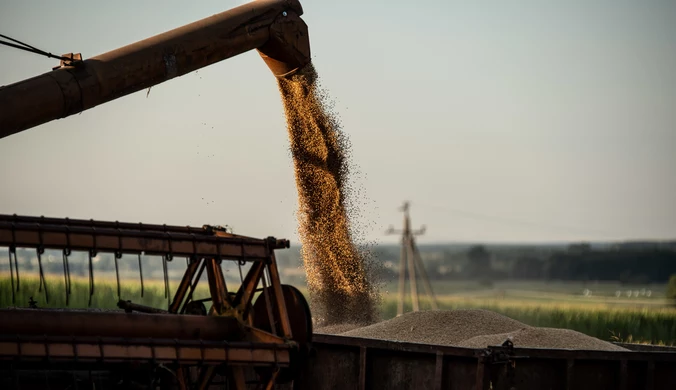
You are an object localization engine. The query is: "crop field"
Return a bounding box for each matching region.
[1,275,675,346]
[379,279,676,345]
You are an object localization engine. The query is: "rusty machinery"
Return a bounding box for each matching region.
[3,1,676,389]
[0,0,310,135]
[0,215,311,389]
[0,0,312,389]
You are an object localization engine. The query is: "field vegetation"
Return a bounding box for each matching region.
[2,275,674,346]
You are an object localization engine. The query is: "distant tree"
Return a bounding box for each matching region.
[568,243,592,254]
[545,248,676,283]
[667,275,676,305]
[512,257,544,280]
[466,245,491,278]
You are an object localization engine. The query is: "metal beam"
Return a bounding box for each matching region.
[0,219,286,262]
[0,309,242,341]
[0,336,291,366]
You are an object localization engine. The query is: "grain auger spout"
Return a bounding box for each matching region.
[0,0,310,138]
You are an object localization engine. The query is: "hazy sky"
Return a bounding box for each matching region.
[1,0,674,245]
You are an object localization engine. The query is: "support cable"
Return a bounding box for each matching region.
[0,33,73,62]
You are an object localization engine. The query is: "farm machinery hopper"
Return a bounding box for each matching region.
[2,1,676,389]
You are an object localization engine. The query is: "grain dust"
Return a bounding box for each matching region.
[277,63,379,326]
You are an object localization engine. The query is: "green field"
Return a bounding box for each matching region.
[2,275,675,346]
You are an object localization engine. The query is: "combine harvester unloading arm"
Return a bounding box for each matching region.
[0,1,311,389]
[0,0,310,137]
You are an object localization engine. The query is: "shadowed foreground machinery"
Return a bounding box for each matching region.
[0,214,312,389]
[0,1,312,388]
[1,224,675,390]
[1,0,676,389]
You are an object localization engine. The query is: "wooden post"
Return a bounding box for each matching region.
[397,237,407,316]
[406,236,420,312]
[387,201,436,315]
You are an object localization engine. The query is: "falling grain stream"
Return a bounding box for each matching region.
[278,63,378,326]
[277,66,631,353]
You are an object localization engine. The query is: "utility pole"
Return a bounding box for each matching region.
[386,201,438,316]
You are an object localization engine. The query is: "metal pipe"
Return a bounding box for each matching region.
[0,308,243,341]
[117,299,169,314]
[180,260,208,314]
[0,220,280,261]
[0,0,310,138]
[206,258,230,314]
[0,214,291,248]
[169,258,202,313]
[267,253,293,339]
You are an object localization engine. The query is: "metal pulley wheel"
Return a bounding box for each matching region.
[252,284,313,384]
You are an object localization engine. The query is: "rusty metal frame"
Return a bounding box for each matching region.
[0,216,287,261]
[0,309,243,340]
[267,252,293,339]
[0,214,298,390]
[169,258,204,313]
[187,238,295,389]
[0,335,291,366]
[298,334,676,390]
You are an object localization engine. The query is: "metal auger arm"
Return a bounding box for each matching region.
[0,0,310,138]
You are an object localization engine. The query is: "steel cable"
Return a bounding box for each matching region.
[0,33,73,62]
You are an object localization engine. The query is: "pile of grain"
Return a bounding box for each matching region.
[342,309,528,345]
[315,323,364,335]
[277,63,379,326]
[336,309,628,351]
[458,327,628,351]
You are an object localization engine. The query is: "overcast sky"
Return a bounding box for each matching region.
[0,0,674,245]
